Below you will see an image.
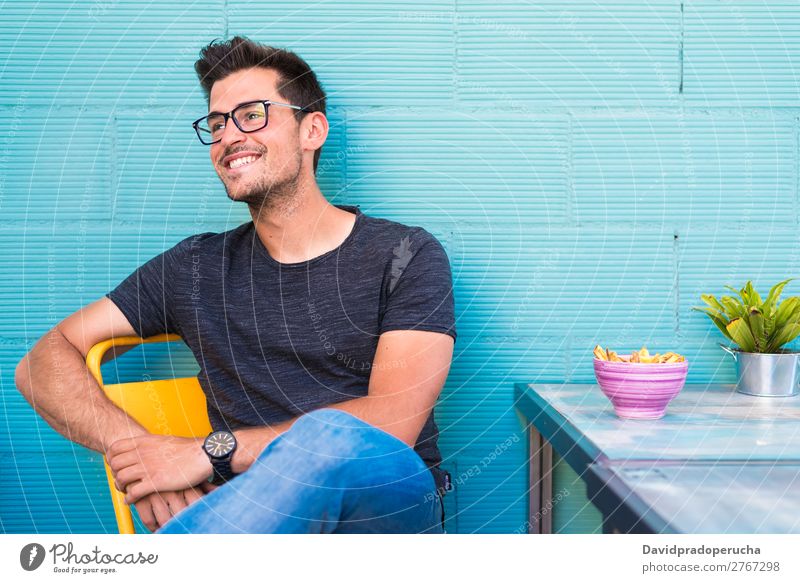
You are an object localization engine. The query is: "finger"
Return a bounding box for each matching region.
[125,479,155,505]
[107,450,142,473]
[149,493,171,529]
[115,466,145,493]
[107,438,135,458]
[200,482,219,494]
[113,475,137,495]
[134,497,158,533]
[163,491,188,517]
[183,487,203,506]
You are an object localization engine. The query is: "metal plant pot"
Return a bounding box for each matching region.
[720,343,800,397]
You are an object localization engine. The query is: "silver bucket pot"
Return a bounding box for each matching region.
[720,344,800,397]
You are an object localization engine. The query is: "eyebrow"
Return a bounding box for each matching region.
[207,99,268,116]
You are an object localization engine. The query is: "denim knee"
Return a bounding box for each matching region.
[297,407,368,429]
[291,408,412,456]
[277,408,432,487]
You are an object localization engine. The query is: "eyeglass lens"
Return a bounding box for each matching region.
[197,102,268,143]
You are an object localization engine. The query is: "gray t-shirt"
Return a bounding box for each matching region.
[107,204,457,481]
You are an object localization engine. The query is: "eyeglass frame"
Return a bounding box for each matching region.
[192,99,312,145]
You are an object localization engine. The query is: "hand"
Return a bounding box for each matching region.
[134,483,217,532]
[106,434,212,504]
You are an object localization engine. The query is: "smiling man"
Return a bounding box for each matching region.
[15,36,456,533]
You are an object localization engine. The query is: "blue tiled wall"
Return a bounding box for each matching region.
[2,0,799,534]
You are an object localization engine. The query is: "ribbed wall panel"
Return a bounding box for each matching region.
[346,111,569,225]
[684,0,800,105]
[457,0,681,106]
[0,111,113,224]
[451,228,675,337]
[438,449,527,533]
[0,229,206,341]
[4,0,800,535]
[0,389,77,453]
[0,1,222,108]
[448,337,568,384]
[573,114,796,225]
[0,453,113,533]
[228,1,456,106]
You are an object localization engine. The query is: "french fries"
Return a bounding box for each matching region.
[592,345,685,363]
[608,350,623,362]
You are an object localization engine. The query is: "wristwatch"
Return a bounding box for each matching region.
[203,430,238,485]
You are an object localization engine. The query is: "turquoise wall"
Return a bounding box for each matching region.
[2,0,799,533]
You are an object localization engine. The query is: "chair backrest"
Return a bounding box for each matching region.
[85,334,211,534]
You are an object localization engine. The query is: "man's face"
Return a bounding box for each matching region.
[207,67,304,207]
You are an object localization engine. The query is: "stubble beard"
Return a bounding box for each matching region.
[223,150,304,218]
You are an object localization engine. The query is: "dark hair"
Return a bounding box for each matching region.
[195,36,327,172]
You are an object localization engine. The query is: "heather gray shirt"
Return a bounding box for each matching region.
[107,204,457,474]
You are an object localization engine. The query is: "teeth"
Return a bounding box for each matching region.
[229,155,259,169]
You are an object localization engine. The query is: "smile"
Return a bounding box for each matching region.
[226,154,262,170]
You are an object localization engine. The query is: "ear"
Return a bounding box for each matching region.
[301,111,328,153]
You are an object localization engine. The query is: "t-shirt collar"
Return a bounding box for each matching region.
[252,204,363,269]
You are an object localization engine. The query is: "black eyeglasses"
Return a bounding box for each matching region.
[192,99,311,145]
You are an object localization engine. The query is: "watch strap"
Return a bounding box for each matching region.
[209,457,236,485]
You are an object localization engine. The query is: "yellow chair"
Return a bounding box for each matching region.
[85,334,212,534]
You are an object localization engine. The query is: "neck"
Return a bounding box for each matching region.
[249,174,356,264]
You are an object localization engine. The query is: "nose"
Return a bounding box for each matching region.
[217,117,246,147]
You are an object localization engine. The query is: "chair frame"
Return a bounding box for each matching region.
[85,333,211,534]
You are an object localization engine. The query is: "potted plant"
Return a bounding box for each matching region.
[693,279,800,396]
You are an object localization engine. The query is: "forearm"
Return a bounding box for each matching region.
[231,394,429,474]
[15,328,148,453]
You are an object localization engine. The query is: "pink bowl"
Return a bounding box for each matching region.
[593,357,689,419]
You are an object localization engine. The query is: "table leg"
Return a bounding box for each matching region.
[528,424,553,534]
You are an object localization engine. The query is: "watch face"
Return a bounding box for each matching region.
[205,431,236,458]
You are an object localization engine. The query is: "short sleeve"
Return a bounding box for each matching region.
[106,236,195,338]
[379,230,457,341]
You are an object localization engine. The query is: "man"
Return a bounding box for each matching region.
[15,36,456,533]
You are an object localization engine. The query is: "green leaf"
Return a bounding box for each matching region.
[765,296,800,351]
[766,322,800,352]
[747,307,765,351]
[700,294,727,314]
[700,281,800,352]
[745,280,763,308]
[764,309,777,339]
[727,318,757,352]
[763,278,794,317]
[693,307,734,341]
[720,295,747,319]
[724,284,746,304]
[774,296,800,330]
[763,279,794,338]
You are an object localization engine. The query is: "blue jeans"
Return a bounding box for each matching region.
[157,408,443,534]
